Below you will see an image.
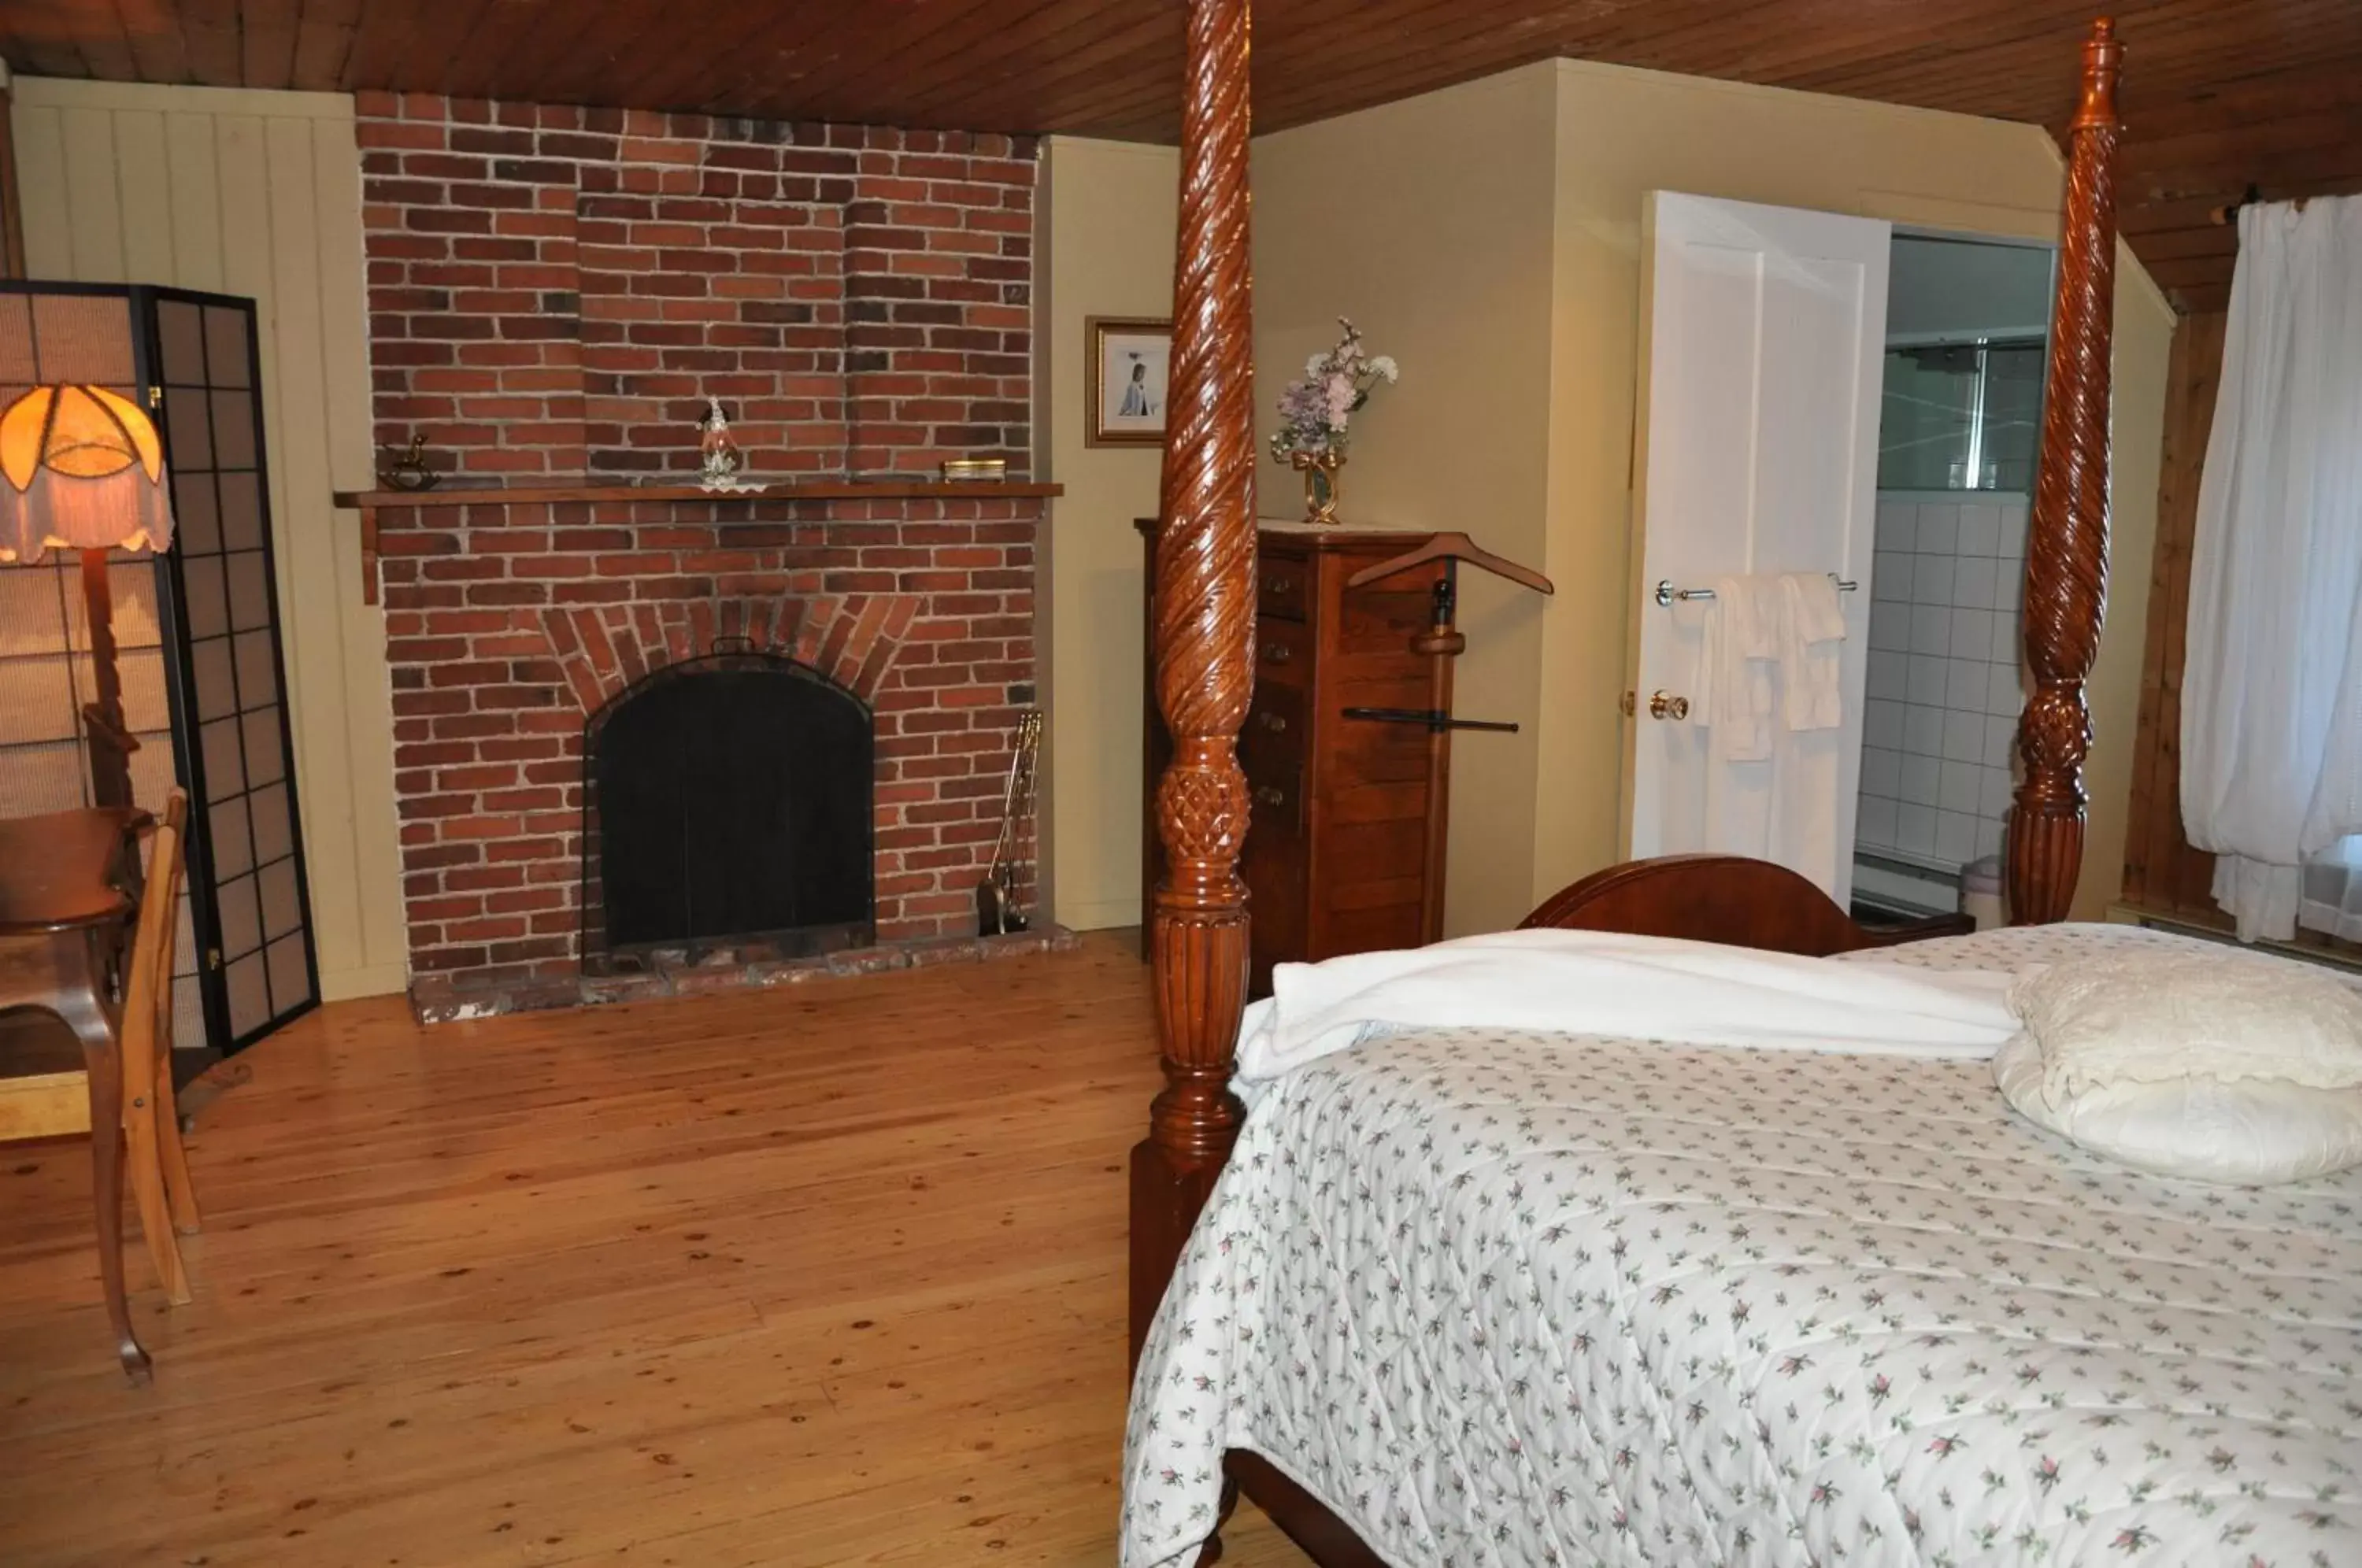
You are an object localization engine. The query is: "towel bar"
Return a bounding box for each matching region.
[1654,575,1858,608]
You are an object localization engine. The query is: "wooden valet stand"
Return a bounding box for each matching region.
[1342,531,1553,941]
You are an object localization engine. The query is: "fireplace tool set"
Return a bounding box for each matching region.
[977,709,1044,935]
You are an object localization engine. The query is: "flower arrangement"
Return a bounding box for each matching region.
[1269,318,1398,463]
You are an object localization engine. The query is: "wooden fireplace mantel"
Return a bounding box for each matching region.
[339,479,1062,604]
[334,480,1062,509]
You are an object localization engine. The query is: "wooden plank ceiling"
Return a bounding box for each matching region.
[9,0,2360,313]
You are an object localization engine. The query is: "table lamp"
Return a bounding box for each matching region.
[0,381,176,808]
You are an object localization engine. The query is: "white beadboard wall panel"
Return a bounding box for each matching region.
[10,77,407,1000]
[57,106,127,279]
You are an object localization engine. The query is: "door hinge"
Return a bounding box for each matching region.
[206,946,222,971]
[1619,690,1637,717]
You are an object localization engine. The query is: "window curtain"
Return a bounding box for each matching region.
[2180,194,2362,941]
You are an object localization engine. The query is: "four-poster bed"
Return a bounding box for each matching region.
[1126,13,2185,1564]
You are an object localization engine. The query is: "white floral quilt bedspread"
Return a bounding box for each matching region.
[1122,926,2362,1567]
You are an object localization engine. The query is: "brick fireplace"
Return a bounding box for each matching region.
[351,95,1062,1016]
[354,92,1035,481]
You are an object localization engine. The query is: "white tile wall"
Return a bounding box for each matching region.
[1855,493,2029,872]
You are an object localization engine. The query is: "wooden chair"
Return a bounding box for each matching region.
[0,790,202,1309]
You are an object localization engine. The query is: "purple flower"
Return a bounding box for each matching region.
[1271,320,1398,459]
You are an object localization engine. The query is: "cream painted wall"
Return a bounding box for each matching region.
[1536,58,2175,923]
[11,77,409,998]
[1251,68,1563,937]
[1034,136,1179,930]
[1046,61,2173,937]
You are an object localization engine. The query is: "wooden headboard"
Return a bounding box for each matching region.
[1518,854,1972,956]
[1128,7,2127,1358]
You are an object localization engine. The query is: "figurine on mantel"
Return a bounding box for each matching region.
[695,398,768,494]
[376,432,440,493]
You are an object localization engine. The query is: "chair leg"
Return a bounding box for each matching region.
[115,965,191,1307]
[123,1092,191,1306]
[56,960,149,1384]
[152,1052,202,1236]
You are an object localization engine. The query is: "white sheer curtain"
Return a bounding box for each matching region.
[2181,194,2362,941]
[2299,839,2362,941]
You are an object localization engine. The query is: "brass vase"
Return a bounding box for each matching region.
[1290,446,1345,526]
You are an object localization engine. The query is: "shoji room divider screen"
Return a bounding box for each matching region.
[0,280,319,1055]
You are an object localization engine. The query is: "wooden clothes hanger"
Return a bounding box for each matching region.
[1335,529,1553,737]
[1343,531,1554,597]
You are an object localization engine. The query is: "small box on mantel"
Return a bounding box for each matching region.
[941,457,1008,482]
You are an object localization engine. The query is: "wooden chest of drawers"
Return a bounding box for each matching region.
[1141,523,1451,997]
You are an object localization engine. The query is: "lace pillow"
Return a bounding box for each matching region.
[1998,948,2362,1185]
[2010,948,2362,1102]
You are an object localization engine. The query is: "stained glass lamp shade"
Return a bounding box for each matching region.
[0,382,174,562]
[0,379,176,808]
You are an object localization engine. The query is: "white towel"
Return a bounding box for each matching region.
[1695,575,1781,761]
[1779,571,1847,731]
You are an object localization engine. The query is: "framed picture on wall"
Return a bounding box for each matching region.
[1086,316,1172,447]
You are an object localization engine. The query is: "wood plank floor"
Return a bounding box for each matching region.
[0,933,1301,1567]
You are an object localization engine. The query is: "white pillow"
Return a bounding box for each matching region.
[1995,1031,2362,1185]
[1997,949,2362,1185]
[2009,949,2362,1102]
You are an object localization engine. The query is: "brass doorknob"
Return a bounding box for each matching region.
[1649,690,1690,720]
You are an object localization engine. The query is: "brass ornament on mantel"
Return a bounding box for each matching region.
[1290,447,1344,526]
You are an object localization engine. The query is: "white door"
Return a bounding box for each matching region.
[1627,192,1890,902]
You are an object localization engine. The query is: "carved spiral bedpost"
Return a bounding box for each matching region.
[2008,17,2121,926]
[1130,0,1257,1360]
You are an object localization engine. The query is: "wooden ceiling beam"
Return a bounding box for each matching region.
[290,0,357,89]
[697,0,1009,124]
[441,1,578,105]
[68,0,142,81]
[239,0,302,91]
[794,1,1098,129]
[115,0,196,83]
[510,0,666,109]
[335,0,416,91]
[9,0,2361,309]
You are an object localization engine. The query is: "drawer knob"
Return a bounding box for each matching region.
[1262,642,1293,664]
[1257,712,1287,733]
[1649,690,1690,721]
[1266,576,1295,596]
[1253,785,1286,807]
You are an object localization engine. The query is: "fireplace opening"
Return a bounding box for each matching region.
[582,651,873,971]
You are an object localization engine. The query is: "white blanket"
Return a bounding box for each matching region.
[1235,927,2018,1086]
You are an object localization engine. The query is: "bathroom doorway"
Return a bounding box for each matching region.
[1852,232,2053,918]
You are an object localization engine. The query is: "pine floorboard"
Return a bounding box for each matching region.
[0,932,1301,1566]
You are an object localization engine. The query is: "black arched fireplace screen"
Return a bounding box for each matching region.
[582,652,872,971]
